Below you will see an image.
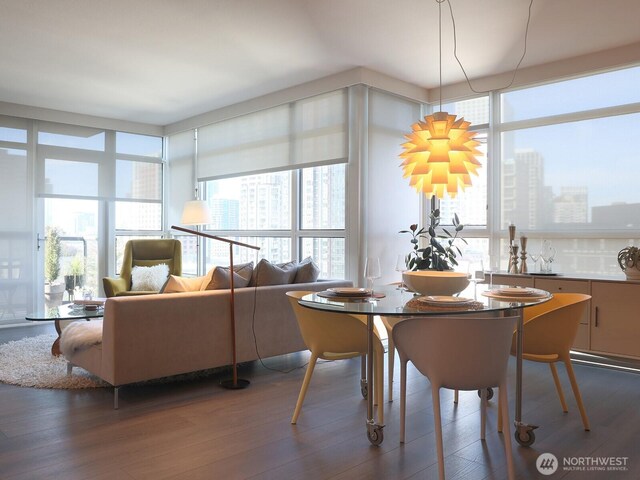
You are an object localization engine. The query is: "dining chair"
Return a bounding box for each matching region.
[499,293,591,433]
[393,315,518,480]
[286,291,385,425]
[380,315,404,402]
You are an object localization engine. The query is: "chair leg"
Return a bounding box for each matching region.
[388,336,395,402]
[454,389,459,404]
[480,387,487,440]
[499,382,516,480]
[549,362,568,413]
[400,359,407,443]
[431,386,446,480]
[114,386,119,410]
[291,354,318,425]
[564,357,590,431]
[361,354,366,387]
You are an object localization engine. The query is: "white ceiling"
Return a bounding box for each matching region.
[1,0,639,126]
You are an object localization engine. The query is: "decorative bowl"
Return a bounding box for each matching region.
[402,270,470,296]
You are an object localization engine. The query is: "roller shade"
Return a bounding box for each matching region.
[197,89,347,181]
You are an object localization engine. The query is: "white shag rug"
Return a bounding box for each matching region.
[0,334,107,389]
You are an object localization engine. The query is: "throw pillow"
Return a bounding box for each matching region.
[253,259,298,286]
[294,257,320,283]
[160,274,207,293]
[131,264,169,291]
[205,262,254,290]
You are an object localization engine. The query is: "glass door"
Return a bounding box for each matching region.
[43,198,100,307]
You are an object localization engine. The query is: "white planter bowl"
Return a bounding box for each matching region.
[402,270,470,296]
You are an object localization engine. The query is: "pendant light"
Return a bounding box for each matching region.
[400,0,482,199]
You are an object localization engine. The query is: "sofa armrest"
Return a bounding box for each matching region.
[103,277,127,298]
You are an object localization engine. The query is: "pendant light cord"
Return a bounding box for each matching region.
[446,0,534,93]
[438,0,444,111]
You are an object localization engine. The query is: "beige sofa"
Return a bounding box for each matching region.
[64,279,351,407]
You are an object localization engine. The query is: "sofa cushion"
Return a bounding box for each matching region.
[294,257,320,283]
[131,264,169,291]
[160,274,208,293]
[253,259,297,286]
[205,262,254,290]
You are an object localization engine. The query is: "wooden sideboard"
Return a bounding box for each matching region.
[492,273,640,360]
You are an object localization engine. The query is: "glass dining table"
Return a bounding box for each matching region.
[299,282,552,447]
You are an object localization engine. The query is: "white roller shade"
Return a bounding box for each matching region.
[166,130,196,227]
[197,89,347,181]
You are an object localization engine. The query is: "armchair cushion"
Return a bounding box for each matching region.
[131,264,169,292]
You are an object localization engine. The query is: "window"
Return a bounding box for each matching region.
[501,65,640,122]
[206,172,291,231]
[497,65,640,276]
[438,97,489,249]
[501,113,640,230]
[191,90,348,276]
[300,164,345,230]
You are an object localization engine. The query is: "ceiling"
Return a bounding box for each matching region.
[1,0,639,126]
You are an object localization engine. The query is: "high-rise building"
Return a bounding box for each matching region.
[502,149,546,230]
[553,187,588,223]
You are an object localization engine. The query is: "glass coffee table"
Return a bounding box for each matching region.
[26,303,104,356]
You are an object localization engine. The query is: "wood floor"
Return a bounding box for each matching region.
[1,324,639,480]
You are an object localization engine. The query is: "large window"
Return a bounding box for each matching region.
[498,65,640,276]
[36,123,164,302]
[189,90,348,278]
[203,164,346,278]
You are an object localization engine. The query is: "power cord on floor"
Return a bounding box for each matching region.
[250,284,332,374]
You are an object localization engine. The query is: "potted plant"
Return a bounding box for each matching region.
[400,209,466,271]
[64,255,85,295]
[618,246,640,280]
[399,210,469,296]
[44,226,65,306]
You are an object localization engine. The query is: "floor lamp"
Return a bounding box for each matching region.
[171,224,260,389]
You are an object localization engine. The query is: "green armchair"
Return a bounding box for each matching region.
[103,239,182,297]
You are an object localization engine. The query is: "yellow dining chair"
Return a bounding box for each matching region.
[380,315,405,402]
[393,315,518,480]
[499,293,592,433]
[286,291,385,425]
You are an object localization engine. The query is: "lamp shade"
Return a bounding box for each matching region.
[400,112,482,199]
[181,200,211,225]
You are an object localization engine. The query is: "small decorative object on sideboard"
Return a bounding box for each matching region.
[618,246,640,280]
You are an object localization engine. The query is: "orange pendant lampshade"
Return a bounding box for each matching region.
[400,111,482,198]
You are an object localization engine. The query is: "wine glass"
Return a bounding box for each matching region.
[540,241,556,273]
[395,254,407,290]
[364,257,381,295]
[467,260,485,299]
[529,250,540,273]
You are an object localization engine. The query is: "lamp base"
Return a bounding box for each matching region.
[220,378,250,390]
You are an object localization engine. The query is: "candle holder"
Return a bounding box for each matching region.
[509,245,519,274]
[519,236,528,274]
